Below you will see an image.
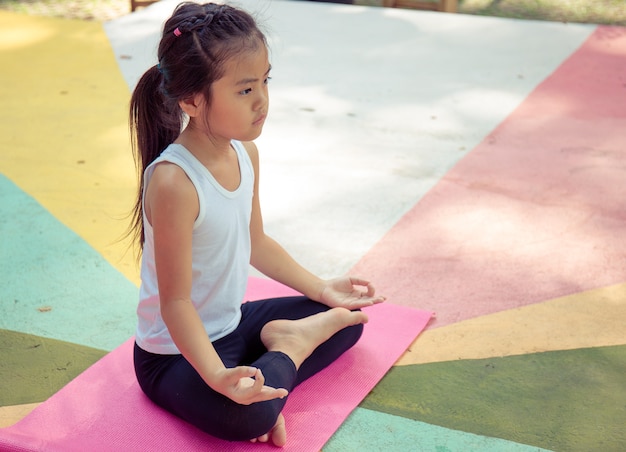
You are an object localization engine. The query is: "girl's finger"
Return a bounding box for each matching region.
[349,276,370,287]
[253,368,264,390]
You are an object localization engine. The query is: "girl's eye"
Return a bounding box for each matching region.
[239,77,271,95]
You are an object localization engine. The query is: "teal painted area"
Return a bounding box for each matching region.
[361,345,626,452]
[0,174,137,351]
[325,407,550,451]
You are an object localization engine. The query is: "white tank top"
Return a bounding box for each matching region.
[135,141,253,354]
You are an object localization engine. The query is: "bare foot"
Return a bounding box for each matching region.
[260,307,368,369]
[249,413,287,447]
[269,413,287,446]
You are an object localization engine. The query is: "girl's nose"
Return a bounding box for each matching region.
[255,88,268,111]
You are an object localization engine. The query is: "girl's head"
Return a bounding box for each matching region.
[157,2,267,120]
[128,2,267,250]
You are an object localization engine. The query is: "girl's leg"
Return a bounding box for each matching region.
[133,342,295,442]
[133,297,364,442]
[238,296,365,385]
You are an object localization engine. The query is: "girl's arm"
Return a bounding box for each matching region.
[147,162,287,405]
[244,142,385,309]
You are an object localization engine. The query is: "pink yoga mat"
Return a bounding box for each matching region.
[0,277,432,451]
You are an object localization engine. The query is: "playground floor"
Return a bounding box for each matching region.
[1,0,625,450]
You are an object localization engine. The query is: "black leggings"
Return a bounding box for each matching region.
[133,296,363,442]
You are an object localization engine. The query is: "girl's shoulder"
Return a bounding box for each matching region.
[144,161,199,226]
[148,143,201,189]
[151,159,190,180]
[148,161,196,200]
[240,141,259,170]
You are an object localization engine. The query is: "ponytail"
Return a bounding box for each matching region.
[128,64,184,253]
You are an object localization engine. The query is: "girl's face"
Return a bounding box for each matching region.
[203,43,271,143]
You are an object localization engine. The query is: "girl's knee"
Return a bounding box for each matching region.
[343,321,364,348]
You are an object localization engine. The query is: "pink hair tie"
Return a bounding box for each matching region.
[173,27,182,37]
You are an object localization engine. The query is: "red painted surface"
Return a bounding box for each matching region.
[352,26,626,327]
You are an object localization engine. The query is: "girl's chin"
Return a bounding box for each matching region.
[244,127,264,141]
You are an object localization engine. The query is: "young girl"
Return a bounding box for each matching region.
[128,2,384,446]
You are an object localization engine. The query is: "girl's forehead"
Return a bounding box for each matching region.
[222,45,269,79]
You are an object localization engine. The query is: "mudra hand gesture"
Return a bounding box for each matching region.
[212,366,288,406]
[318,276,386,310]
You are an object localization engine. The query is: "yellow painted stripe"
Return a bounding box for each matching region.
[397,281,626,365]
[0,403,40,428]
[0,11,139,285]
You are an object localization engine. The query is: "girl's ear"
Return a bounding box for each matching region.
[178,93,205,117]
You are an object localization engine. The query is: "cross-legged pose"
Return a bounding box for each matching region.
[128,2,384,446]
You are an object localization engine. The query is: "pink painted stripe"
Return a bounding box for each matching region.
[352,26,626,328]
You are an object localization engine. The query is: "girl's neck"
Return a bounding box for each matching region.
[175,123,232,162]
[175,122,241,192]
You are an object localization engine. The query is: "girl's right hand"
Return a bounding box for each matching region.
[212,366,288,405]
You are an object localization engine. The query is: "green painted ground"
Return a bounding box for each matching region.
[361,345,626,451]
[0,329,106,406]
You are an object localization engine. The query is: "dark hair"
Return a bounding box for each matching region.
[128,2,267,252]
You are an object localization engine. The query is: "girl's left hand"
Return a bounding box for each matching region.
[318,276,386,310]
